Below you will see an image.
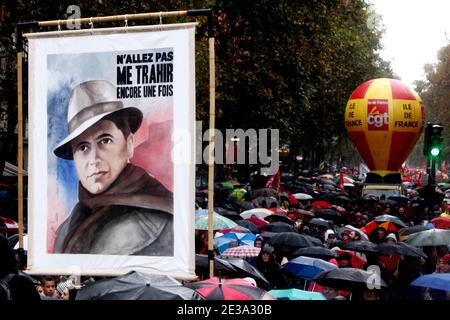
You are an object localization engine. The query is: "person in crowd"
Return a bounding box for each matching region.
[40,276,58,300]
[254,236,264,248]
[253,244,280,289]
[0,235,41,301]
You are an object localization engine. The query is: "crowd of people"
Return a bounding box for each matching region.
[194,170,450,300]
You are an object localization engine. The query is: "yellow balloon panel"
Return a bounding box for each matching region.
[344,78,424,171]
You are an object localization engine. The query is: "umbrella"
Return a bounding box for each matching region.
[195,254,236,276]
[410,273,450,291]
[292,246,338,260]
[292,193,313,200]
[76,271,203,300]
[398,225,432,241]
[268,232,315,248]
[268,288,326,300]
[405,229,450,246]
[261,222,295,233]
[374,215,407,228]
[304,235,324,247]
[246,217,269,228]
[339,225,369,241]
[240,208,273,220]
[361,220,401,236]
[214,207,243,221]
[283,256,338,280]
[313,268,388,291]
[195,214,237,230]
[264,214,294,225]
[315,209,342,223]
[319,174,334,180]
[330,205,347,213]
[0,215,19,233]
[216,256,270,288]
[333,195,352,203]
[235,220,260,234]
[311,201,331,209]
[295,209,315,217]
[308,218,331,228]
[214,233,256,253]
[222,245,261,259]
[218,225,251,234]
[267,207,288,215]
[342,240,378,254]
[374,243,427,258]
[185,277,267,300]
[431,216,450,229]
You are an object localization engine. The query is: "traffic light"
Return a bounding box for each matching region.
[429,124,443,158]
[424,123,443,157]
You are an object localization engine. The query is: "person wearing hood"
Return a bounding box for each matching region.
[253,244,280,289]
[324,229,340,249]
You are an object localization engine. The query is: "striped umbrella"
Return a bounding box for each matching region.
[222,245,261,259]
[185,277,268,300]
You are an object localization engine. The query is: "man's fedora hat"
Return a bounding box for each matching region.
[53,80,143,160]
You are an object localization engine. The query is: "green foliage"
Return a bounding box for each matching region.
[0,0,394,171]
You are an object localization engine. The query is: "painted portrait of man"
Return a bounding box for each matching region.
[52,80,174,256]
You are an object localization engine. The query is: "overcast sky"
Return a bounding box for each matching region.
[368,0,450,88]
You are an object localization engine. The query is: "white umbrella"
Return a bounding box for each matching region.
[240,208,273,219]
[293,193,313,200]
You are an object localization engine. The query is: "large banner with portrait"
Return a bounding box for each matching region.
[25,23,196,279]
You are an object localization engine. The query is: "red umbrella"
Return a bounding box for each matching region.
[431,216,450,229]
[246,217,269,229]
[360,220,399,235]
[185,277,267,300]
[311,201,330,209]
[0,215,19,233]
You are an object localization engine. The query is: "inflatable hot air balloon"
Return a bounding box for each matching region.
[345,78,424,177]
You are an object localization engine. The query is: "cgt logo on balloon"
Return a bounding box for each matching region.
[367,99,389,130]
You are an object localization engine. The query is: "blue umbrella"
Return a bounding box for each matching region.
[214,233,256,253]
[282,256,338,280]
[268,288,326,300]
[410,273,450,291]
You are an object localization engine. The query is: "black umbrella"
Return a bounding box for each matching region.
[268,232,314,248]
[235,220,260,234]
[313,268,388,291]
[216,256,270,289]
[292,246,338,260]
[374,243,427,259]
[341,240,377,254]
[76,271,204,300]
[374,215,407,228]
[195,254,237,276]
[333,195,353,203]
[308,218,332,228]
[315,209,342,223]
[214,207,243,221]
[264,214,294,225]
[304,235,324,247]
[261,222,295,233]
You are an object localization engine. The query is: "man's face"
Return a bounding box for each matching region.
[71,119,133,194]
[42,280,55,296]
[439,260,450,273]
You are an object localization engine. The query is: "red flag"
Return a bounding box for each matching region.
[286,190,299,206]
[338,172,345,193]
[265,168,280,193]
